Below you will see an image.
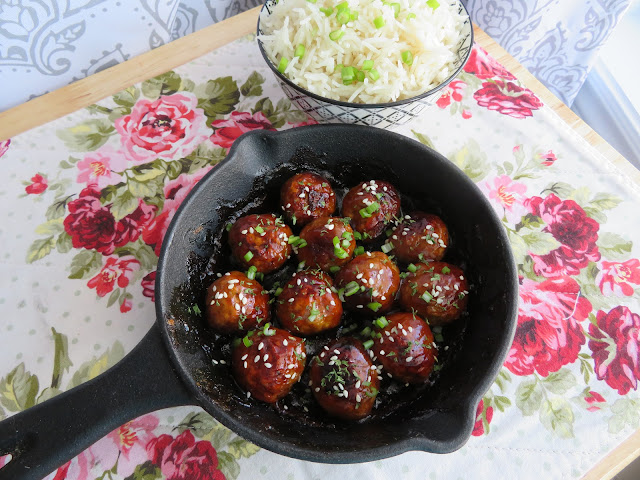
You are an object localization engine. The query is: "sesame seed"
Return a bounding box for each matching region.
[445,346,449,351]
[408,326,413,332]
[380,350,385,355]
[234,303,240,311]
[356,380,361,388]
[254,355,260,363]
[247,391,251,398]
[217,273,222,277]
[303,406,309,412]
[283,339,288,346]
[460,276,465,280]
[265,363,272,368]
[356,394,362,402]
[369,263,374,268]
[284,404,288,409]
[241,354,248,360]
[315,387,320,392]
[324,345,330,351]
[263,354,269,361]
[212,359,219,365]
[406,356,413,362]
[380,295,386,301]
[241,230,248,234]
[244,361,248,368]
[258,342,264,350]
[326,224,334,230]
[220,360,226,365]
[288,298,295,303]
[357,305,364,308]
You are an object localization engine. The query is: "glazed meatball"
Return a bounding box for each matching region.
[391,212,449,264]
[280,172,336,226]
[297,217,356,272]
[341,180,401,242]
[398,262,469,326]
[228,214,293,274]
[335,251,400,316]
[232,327,306,403]
[310,338,380,420]
[205,271,270,333]
[371,312,437,383]
[276,270,343,336]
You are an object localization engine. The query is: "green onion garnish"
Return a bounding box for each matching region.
[298,239,308,248]
[320,6,333,15]
[373,16,385,28]
[247,265,257,280]
[356,70,365,82]
[243,336,253,347]
[368,302,382,312]
[366,202,380,213]
[362,59,374,71]
[288,235,300,244]
[427,0,439,8]
[381,242,393,253]
[341,238,351,248]
[274,287,283,296]
[294,44,305,58]
[401,50,414,66]
[244,251,254,262]
[334,247,349,259]
[225,222,233,231]
[353,231,362,240]
[278,57,289,73]
[354,246,365,256]
[407,12,416,19]
[330,265,341,274]
[350,11,359,20]
[363,339,374,350]
[421,291,433,303]
[263,323,276,336]
[442,266,451,274]
[344,281,360,296]
[408,263,417,273]
[329,29,344,41]
[369,69,380,81]
[359,207,371,218]
[306,0,317,3]
[337,9,351,24]
[336,1,349,11]
[256,272,264,282]
[390,2,400,17]
[375,316,388,328]
[341,66,355,82]
[332,236,340,247]
[255,225,265,234]
[361,326,372,337]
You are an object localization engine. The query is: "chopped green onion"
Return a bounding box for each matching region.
[343,79,353,86]
[354,246,365,256]
[332,236,341,247]
[294,44,305,58]
[306,0,317,3]
[244,251,254,262]
[337,9,351,24]
[263,323,276,336]
[359,207,372,218]
[442,266,451,274]
[329,265,341,274]
[225,222,233,231]
[353,231,362,240]
[255,225,265,234]
[336,63,344,71]
[274,287,283,296]
[369,69,380,82]
[256,272,264,282]
[427,0,439,8]
[344,281,360,296]
[320,6,333,15]
[297,239,307,248]
[363,339,374,350]
[374,316,388,328]
[341,66,355,82]
[362,59,374,71]
[361,326,372,337]
[297,261,306,271]
[336,1,349,11]
[350,11,359,20]
[401,50,414,66]
[421,291,433,303]
[368,302,382,312]
[243,336,253,347]
[278,57,289,73]
[373,16,385,28]
[247,265,257,280]
[334,247,349,259]
[408,263,418,273]
[381,242,393,254]
[407,12,416,19]
[356,70,365,82]
[288,235,300,244]
[341,238,351,248]
[329,29,344,41]
[390,2,400,17]
[366,202,380,214]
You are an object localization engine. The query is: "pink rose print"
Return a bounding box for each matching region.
[436,79,466,109]
[142,167,212,255]
[114,200,157,247]
[51,461,70,480]
[506,277,592,376]
[471,399,493,436]
[76,148,127,188]
[463,45,516,80]
[87,256,140,297]
[479,175,528,224]
[474,80,543,119]
[461,109,472,119]
[538,150,557,166]
[289,118,318,128]
[596,259,640,297]
[147,430,226,480]
[115,93,210,163]
[525,193,600,277]
[142,271,156,301]
[25,173,48,194]
[589,306,640,395]
[210,111,275,148]
[120,298,133,313]
[0,139,10,158]
[584,391,606,412]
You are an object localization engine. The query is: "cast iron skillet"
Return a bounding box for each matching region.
[0,125,518,480]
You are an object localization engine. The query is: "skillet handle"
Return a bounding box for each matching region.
[0,323,194,480]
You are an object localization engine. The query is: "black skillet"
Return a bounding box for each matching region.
[0,125,518,480]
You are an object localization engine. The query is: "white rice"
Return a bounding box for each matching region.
[258,0,466,103]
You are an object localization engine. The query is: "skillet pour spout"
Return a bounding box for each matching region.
[0,125,518,479]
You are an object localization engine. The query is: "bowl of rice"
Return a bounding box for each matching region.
[257,0,473,128]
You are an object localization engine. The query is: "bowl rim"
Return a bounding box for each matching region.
[256,0,474,109]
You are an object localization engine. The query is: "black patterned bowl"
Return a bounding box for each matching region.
[257,0,473,129]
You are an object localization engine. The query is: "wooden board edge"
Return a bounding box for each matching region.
[0,6,262,141]
[580,429,640,480]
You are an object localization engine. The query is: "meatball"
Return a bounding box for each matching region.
[228,214,293,274]
[341,180,401,242]
[398,262,469,326]
[204,271,270,333]
[335,251,400,316]
[391,212,449,264]
[232,327,306,403]
[276,270,343,336]
[310,338,380,420]
[371,312,437,383]
[297,217,356,272]
[280,172,336,226]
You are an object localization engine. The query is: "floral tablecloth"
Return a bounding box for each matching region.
[1,34,640,480]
